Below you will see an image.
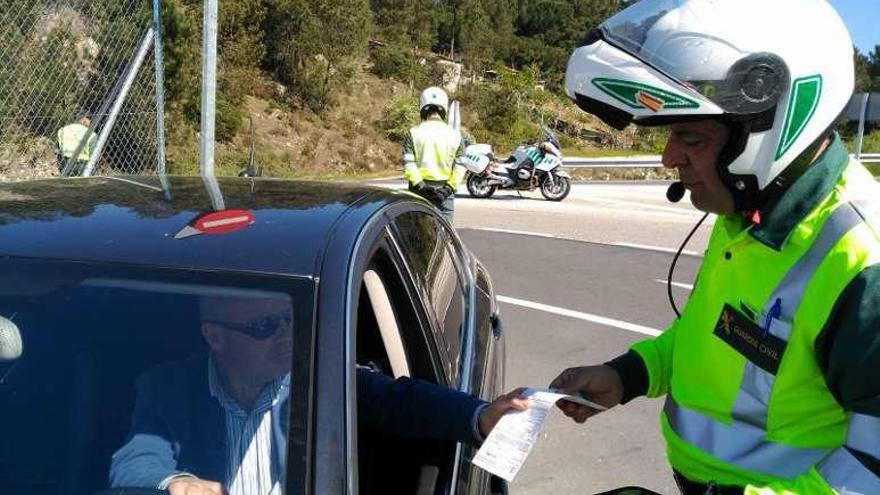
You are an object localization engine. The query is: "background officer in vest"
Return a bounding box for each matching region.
[403,87,466,221]
[550,1,880,494]
[55,114,97,176]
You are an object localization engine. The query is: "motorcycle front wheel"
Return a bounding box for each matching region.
[540,173,571,201]
[467,173,497,198]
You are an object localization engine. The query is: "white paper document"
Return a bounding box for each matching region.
[471,388,605,481]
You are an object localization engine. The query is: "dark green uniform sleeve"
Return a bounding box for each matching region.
[605,350,649,404]
[816,264,880,474]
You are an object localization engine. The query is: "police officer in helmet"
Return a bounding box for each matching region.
[551,1,880,494]
[402,87,467,221]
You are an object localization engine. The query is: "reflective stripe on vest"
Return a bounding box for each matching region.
[665,201,870,479]
[847,413,880,460]
[665,398,829,478]
[732,201,870,427]
[818,447,880,495]
[814,413,880,494]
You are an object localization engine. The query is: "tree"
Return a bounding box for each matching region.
[265,0,371,111]
[370,0,436,49]
[456,0,515,69]
[160,0,200,105]
[457,1,493,67]
[855,48,871,93]
[507,0,621,85]
[867,45,880,92]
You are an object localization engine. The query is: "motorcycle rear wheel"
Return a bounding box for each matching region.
[540,174,571,201]
[467,174,497,198]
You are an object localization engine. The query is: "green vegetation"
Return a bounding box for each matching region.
[150,0,642,176]
[5,0,879,180]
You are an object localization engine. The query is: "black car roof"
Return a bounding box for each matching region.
[0,176,406,277]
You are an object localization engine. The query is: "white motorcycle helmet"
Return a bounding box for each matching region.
[565,0,854,211]
[419,86,450,121]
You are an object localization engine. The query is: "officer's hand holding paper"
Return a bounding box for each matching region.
[550,364,624,423]
[472,387,607,482]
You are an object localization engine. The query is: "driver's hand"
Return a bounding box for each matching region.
[167,477,225,495]
[549,365,623,423]
[478,388,531,437]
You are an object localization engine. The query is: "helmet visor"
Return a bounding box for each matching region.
[599,0,789,115]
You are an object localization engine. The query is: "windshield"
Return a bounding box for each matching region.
[0,258,314,495]
[600,0,787,114]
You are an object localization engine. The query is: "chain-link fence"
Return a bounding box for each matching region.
[0,0,162,180]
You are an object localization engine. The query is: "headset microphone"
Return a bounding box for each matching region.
[666,182,685,203]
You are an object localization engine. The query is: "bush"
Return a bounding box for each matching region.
[378,94,419,142]
[633,127,670,154]
[215,96,244,143]
[860,129,880,154]
[370,44,423,84]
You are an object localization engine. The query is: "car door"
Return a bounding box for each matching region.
[340,201,503,495]
[390,207,505,495]
[343,202,465,495]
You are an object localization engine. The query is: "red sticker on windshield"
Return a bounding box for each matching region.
[174,209,256,239]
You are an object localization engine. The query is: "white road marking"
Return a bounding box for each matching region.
[612,242,701,257]
[654,279,694,291]
[497,295,662,336]
[476,227,557,239]
[580,196,699,217]
[469,228,706,259]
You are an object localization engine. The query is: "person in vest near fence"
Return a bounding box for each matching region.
[551,1,880,494]
[402,87,466,221]
[56,114,97,176]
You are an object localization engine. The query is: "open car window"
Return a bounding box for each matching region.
[354,235,458,495]
[0,258,314,495]
[392,212,467,384]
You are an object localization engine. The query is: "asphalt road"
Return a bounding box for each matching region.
[449,182,710,494]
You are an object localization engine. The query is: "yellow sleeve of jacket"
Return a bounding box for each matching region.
[630,319,679,398]
[448,136,467,189]
[402,131,422,185]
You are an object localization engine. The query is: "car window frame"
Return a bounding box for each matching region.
[342,201,479,495]
[0,257,317,495]
[380,230,452,384]
[388,210,473,386]
[385,205,480,495]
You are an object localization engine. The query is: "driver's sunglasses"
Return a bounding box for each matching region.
[207,308,293,340]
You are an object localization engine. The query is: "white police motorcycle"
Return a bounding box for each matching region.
[462,127,572,202]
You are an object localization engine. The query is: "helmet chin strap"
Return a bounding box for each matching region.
[716,119,829,215]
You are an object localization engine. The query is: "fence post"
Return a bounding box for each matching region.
[82,27,155,177]
[854,93,870,160]
[63,50,137,176]
[200,0,219,177]
[153,0,167,175]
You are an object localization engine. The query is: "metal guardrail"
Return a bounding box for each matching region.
[564,154,880,168]
[563,156,663,168]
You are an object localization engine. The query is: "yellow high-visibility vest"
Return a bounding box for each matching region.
[633,156,880,493]
[403,120,465,188]
[57,123,97,162]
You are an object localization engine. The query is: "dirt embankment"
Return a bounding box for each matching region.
[170,67,413,179]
